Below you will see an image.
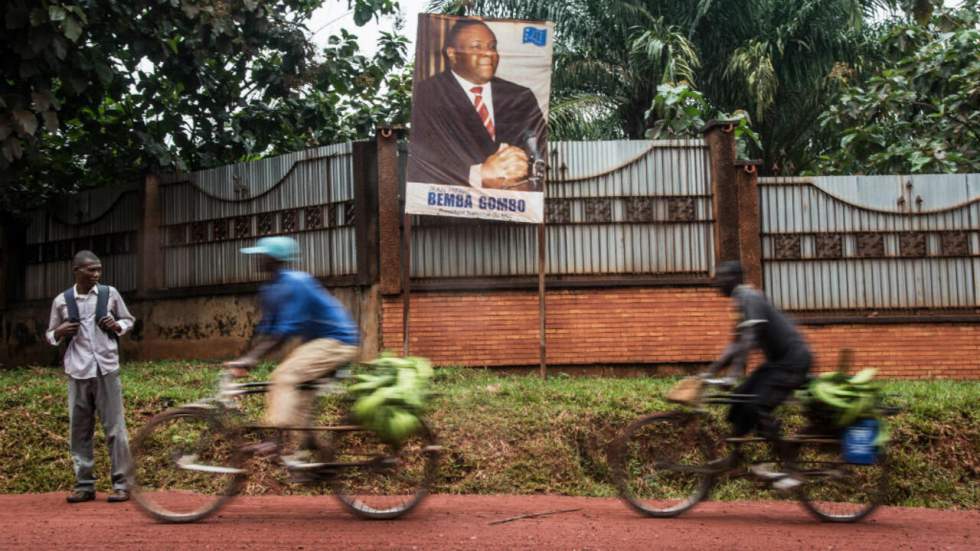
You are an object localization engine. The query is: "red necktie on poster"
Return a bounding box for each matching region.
[471,86,495,141]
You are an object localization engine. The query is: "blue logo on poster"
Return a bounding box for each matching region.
[522,27,547,46]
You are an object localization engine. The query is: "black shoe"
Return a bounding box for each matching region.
[107,489,129,503]
[66,490,95,503]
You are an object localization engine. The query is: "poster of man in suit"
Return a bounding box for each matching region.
[406,14,554,224]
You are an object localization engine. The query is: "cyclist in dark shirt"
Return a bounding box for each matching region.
[704,261,812,489]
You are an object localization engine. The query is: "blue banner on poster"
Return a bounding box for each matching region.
[522,27,547,46]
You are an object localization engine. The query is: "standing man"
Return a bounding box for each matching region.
[224,236,360,460]
[46,250,135,503]
[408,19,548,191]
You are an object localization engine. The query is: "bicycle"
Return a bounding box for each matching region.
[128,369,441,523]
[608,378,899,523]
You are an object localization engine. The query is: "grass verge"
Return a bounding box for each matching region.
[1,362,977,509]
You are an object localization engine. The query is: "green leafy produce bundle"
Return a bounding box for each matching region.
[349,354,434,445]
[802,368,891,444]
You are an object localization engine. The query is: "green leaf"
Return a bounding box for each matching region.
[2,138,24,162]
[63,16,82,42]
[31,91,52,112]
[30,8,48,26]
[52,36,67,60]
[43,110,59,132]
[49,6,67,22]
[94,62,113,86]
[13,110,38,136]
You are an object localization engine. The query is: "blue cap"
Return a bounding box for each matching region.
[240,236,300,262]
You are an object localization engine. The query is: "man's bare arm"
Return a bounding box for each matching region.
[224,335,286,376]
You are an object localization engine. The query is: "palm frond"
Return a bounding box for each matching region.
[724,39,778,121]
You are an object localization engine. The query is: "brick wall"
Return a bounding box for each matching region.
[381,287,980,379]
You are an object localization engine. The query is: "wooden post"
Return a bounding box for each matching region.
[703,120,739,266]
[377,127,401,296]
[735,160,764,288]
[138,173,163,296]
[352,140,379,286]
[402,213,412,357]
[538,221,546,378]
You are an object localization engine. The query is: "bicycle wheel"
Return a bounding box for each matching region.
[327,420,439,520]
[793,437,888,523]
[609,411,719,518]
[129,408,246,523]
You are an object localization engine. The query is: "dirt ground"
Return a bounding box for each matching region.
[0,494,977,550]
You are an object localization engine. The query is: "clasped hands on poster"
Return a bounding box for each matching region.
[480,143,535,191]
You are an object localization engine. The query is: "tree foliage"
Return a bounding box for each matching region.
[429,0,899,173]
[1,0,404,214]
[813,3,980,174]
[644,82,759,159]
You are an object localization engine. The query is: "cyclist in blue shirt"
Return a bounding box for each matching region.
[225,236,359,456]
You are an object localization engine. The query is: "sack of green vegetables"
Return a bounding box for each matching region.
[349,353,434,446]
[803,368,886,435]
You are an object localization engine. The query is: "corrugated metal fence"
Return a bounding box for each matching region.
[759,174,980,311]
[405,139,715,279]
[22,185,141,301]
[159,143,358,288]
[19,137,979,315]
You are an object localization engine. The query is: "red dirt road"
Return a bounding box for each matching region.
[1,494,977,550]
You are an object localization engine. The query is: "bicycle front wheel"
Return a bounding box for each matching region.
[129,408,246,523]
[327,420,440,520]
[609,411,719,518]
[794,438,888,523]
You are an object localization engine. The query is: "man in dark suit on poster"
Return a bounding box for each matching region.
[408,19,548,191]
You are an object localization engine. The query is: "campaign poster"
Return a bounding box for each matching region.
[406,14,554,224]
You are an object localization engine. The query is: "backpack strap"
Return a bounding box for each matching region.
[64,287,80,323]
[96,284,110,321]
[63,285,118,341]
[96,284,119,340]
[61,287,79,353]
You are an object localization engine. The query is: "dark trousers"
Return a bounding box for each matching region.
[728,347,812,445]
[67,369,132,491]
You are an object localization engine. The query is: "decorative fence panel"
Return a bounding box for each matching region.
[159,143,358,289]
[22,185,141,301]
[759,174,980,311]
[405,139,715,279]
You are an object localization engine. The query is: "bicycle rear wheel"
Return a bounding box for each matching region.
[327,420,439,519]
[793,437,888,523]
[130,408,245,523]
[609,411,719,518]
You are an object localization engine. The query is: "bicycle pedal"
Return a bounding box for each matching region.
[772,476,803,492]
[749,463,787,481]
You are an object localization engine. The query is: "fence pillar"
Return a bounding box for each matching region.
[0,219,27,310]
[377,127,402,295]
[352,140,379,286]
[138,173,163,296]
[735,160,764,288]
[703,120,739,265]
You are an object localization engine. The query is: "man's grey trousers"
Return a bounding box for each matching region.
[67,370,132,491]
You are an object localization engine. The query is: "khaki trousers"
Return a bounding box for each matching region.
[265,338,359,428]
